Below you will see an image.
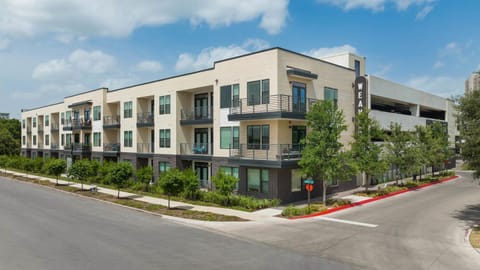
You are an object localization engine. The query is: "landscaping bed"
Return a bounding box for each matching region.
[8,173,246,222]
[281,198,351,218]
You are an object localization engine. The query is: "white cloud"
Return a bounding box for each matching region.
[136,60,163,73]
[32,49,116,81]
[0,37,10,50]
[0,0,289,42]
[433,61,444,69]
[415,4,434,20]
[175,39,270,72]
[372,64,392,77]
[303,44,358,59]
[318,0,435,12]
[406,75,464,97]
[445,42,457,50]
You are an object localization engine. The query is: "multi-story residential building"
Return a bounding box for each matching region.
[465,72,480,94]
[21,47,457,203]
[0,113,9,119]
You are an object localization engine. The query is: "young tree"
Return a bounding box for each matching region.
[456,91,480,178]
[108,162,133,198]
[182,169,200,199]
[44,158,67,185]
[429,122,451,175]
[158,168,185,208]
[68,159,94,190]
[23,157,35,176]
[384,123,418,184]
[212,170,238,196]
[351,110,387,191]
[136,166,153,192]
[299,100,357,204]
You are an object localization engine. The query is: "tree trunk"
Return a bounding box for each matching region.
[81,182,83,190]
[168,195,171,209]
[117,188,120,199]
[431,165,435,177]
[362,171,368,192]
[56,176,58,185]
[322,181,327,205]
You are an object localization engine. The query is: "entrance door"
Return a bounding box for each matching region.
[292,126,306,151]
[195,162,209,188]
[194,128,208,154]
[194,94,208,120]
[292,82,306,113]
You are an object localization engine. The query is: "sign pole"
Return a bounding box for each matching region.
[304,178,314,213]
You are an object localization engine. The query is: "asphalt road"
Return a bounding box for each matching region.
[0,177,362,270]
[214,171,480,270]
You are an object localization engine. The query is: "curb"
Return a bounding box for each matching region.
[290,175,460,220]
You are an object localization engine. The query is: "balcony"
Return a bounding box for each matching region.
[137,112,154,127]
[180,143,212,155]
[72,143,92,154]
[103,115,121,129]
[51,143,59,150]
[27,127,32,134]
[38,125,44,133]
[180,106,212,125]
[229,144,303,168]
[137,143,154,154]
[38,142,44,149]
[228,94,319,121]
[103,143,120,156]
[50,123,59,132]
[72,119,92,130]
[63,119,72,131]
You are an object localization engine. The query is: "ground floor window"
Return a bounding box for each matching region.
[45,134,49,146]
[93,132,101,147]
[291,169,304,192]
[159,162,170,174]
[247,168,269,193]
[124,131,133,147]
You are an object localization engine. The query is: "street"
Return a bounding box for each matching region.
[0,177,361,270]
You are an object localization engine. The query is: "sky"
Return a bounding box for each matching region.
[0,0,479,119]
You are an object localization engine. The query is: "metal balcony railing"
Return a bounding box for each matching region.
[181,106,212,121]
[104,143,121,152]
[72,143,92,151]
[137,112,154,126]
[103,115,120,128]
[63,119,72,130]
[26,127,32,133]
[229,144,304,161]
[50,122,59,132]
[37,142,44,148]
[229,94,318,116]
[137,143,154,153]
[51,143,59,150]
[180,143,212,155]
[72,118,92,130]
[38,124,44,133]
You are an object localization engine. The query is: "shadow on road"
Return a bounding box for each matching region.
[452,203,480,227]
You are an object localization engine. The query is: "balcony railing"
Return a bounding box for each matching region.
[27,127,32,134]
[137,112,154,127]
[72,143,92,152]
[38,125,44,133]
[63,119,72,130]
[104,143,121,152]
[181,106,212,122]
[229,144,303,161]
[180,143,212,155]
[72,119,92,130]
[51,143,59,150]
[137,143,154,154]
[50,123,59,132]
[38,142,44,148]
[103,115,120,128]
[228,94,319,120]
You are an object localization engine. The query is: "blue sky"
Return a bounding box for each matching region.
[0,0,478,118]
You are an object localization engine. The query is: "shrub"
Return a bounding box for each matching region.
[212,171,238,196]
[128,181,145,192]
[281,204,327,218]
[32,157,44,173]
[136,166,153,192]
[197,191,280,210]
[182,169,200,200]
[108,162,133,198]
[326,198,351,207]
[404,180,419,189]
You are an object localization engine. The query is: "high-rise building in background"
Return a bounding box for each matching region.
[465,72,480,94]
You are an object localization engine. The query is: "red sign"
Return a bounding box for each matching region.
[305,184,313,192]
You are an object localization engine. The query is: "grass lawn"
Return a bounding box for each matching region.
[470,227,480,248]
[9,174,247,222]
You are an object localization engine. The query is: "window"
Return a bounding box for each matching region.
[220,126,239,149]
[33,135,37,145]
[22,120,25,129]
[220,84,239,108]
[355,60,361,78]
[291,169,304,192]
[159,129,171,148]
[220,167,239,190]
[33,117,36,128]
[247,168,269,193]
[93,132,101,147]
[45,135,49,146]
[159,95,171,114]
[45,115,49,126]
[247,79,269,105]
[66,111,71,123]
[84,108,90,121]
[124,101,132,118]
[22,136,25,145]
[159,162,170,174]
[324,87,338,107]
[66,134,71,146]
[93,106,101,121]
[61,134,64,146]
[247,125,269,149]
[61,112,65,125]
[124,131,133,147]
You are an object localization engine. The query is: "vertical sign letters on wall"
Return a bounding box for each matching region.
[354,76,368,114]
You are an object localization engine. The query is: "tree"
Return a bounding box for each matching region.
[0,128,19,156]
[0,155,8,175]
[68,159,95,190]
[457,91,480,178]
[351,110,387,191]
[182,169,200,199]
[108,162,133,198]
[429,122,451,175]
[44,159,67,185]
[299,100,357,204]
[158,168,185,208]
[414,125,432,180]
[136,166,153,192]
[212,170,238,196]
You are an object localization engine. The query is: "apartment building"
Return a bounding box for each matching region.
[465,72,480,94]
[21,47,457,203]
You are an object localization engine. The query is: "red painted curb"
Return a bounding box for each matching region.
[289,175,460,220]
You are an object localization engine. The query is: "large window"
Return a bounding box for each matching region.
[33,135,37,145]
[33,117,36,128]
[66,111,71,122]
[324,87,338,107]
[45,115,49,127]
[22,136,25,145]
[159,162,170,174]
[45,134,49,146]
[291,169,305,192]
[93,132,101,147]
[61,112,65,125]
[247,125,269,149]
[247,79,269,105]
[159,129,171,148]
[61,134,64,146]
[247,168,269,193]
[355,60,361,78]
[220,126,239,149]
[124,101,132,118]
[124,131,133,147]
[22,119,25,129]
[65,134,71,146]
[84,108,90,121]
[220,84,239,108]
[159,95,171,115]
[93,106,101,121]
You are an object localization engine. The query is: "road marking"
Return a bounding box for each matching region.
[314,216,378,228]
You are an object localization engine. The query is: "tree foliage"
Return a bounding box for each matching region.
[182,169,200,199]
[457,91,480,178]
[0,119,21,156]
[299,100,357,203]
[136,166,153,192]
[158,168,185,208]
[68,159,95,190]
[108,162,133,198]
[44,158,67,185]
[212,170,238,196]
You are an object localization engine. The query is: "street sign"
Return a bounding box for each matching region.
[305,184,313,192]
[304,178,314,184]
